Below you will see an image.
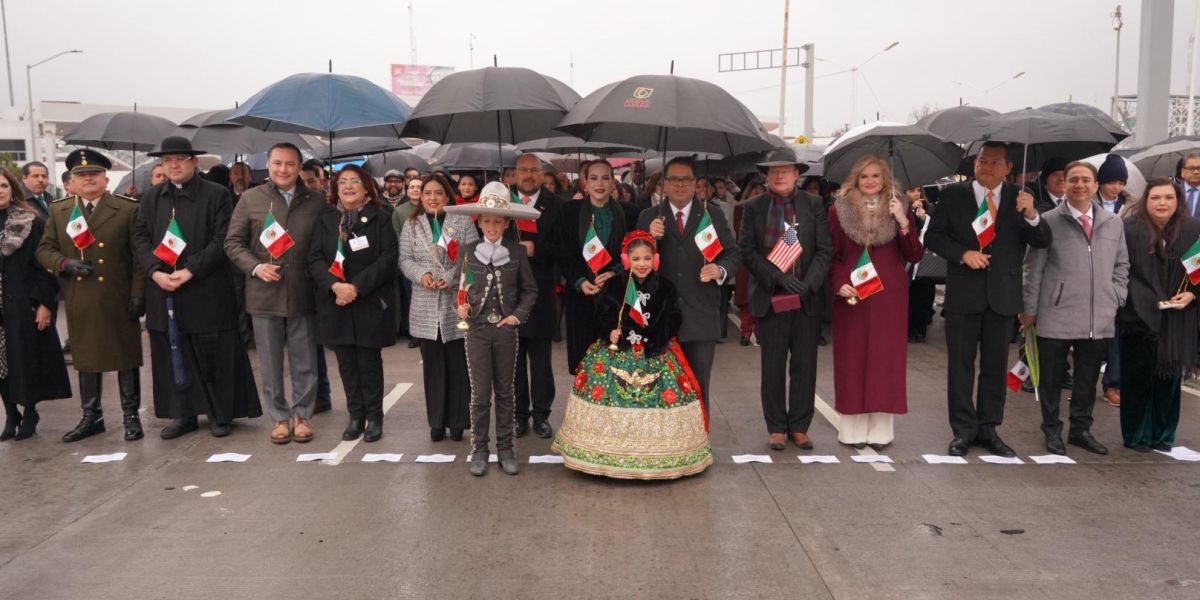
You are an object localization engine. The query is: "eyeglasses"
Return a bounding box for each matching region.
[1182,166,1200,172]
[665,176,695,184]
[515,167,542,174]
[160,156,194,165]
[338,178,363,186]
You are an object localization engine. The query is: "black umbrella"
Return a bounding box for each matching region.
[431,143,520,171]
[946,108,1120,175]
[363,151,432,177]
[515,136,640,155]
[1127,135,1200,179]
[555,74,774,156]
[174,109,315,156]
[314,136,412,160]
[63,111,178,151]
[823,122,964,188]
[1038,102,1129,141]
[165,296,187,387]
[916,105,999,138]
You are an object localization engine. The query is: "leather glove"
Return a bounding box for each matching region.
[780,276,806,295]
[128,297,146,320]
[62,258,95,278]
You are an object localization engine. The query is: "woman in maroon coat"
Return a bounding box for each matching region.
[828,155,924,449]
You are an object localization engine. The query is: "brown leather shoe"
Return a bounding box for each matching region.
[270,421,291,444]
[1104,388,1121,407]
[790,432,813,449]
[292,416,313,443]
[767,433,786,451]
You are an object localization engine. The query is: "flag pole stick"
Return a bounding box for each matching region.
[609,270,630,352]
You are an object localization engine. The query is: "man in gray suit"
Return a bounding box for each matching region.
[639,157,738,410]
[224,143,326,444]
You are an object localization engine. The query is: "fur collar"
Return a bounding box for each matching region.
[0,208,34,257]
[834,190,906,247]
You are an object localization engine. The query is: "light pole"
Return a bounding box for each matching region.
[25,49,81,162]
[1,0,13,106]
[1112,5,1124,121]
[818,41,899,126]
[952,71,1025,104]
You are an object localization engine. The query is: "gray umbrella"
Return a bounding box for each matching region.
[431,143,520,170]
[555,74,774,156]
[515,136,640,155]
[174,109,315,155]
[824,122,964,189]
[916,105,999,138]
[401,66,581,145]
[1038,102,1129,141]
[314,136,412,160]
[946,108,1120,175]
[63,111,178,151]
[363,151,432,177]
[1127,136,1200,179]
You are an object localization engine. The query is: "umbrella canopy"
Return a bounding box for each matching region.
[1081,153,1147,199]
[363,151,432,177]
[227,73,412,137]
[63,111,178,151]
[823,122,964,189]
[171,109,316,155]
[1127,135,1200,179]
[556,74,774,156]
[314,136,412,160]
[515,136,640,155]
[1038,102,1129,141]
[431,143,520,170]
[401,66,581,144]
[916,105,999,138]
[946,108,1121,173]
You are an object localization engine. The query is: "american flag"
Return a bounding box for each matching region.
[767,225,803,273]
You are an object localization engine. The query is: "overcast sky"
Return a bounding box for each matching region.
[3,0,1197,136]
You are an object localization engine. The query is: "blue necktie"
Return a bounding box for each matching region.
[1190,188,1199,217]
[281,191,294,206]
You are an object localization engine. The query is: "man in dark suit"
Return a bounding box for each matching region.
[924,142,1052,457]
[1032,157,1068,214]
[638,157,738,410]
[21,161,54,219]
[738,149,832,451]
[508,154,564,438]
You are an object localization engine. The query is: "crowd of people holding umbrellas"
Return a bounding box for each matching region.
[2,63,1199,479]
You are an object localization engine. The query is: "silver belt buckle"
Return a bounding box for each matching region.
[487,313,501,324]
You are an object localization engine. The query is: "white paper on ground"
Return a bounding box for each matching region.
[361,453,404,463]
[181,485,199,491]
[528,455,565,464]
[81,452,127,463]
[415,454,457,463]
[731,454,772,464]
[206,453,251,463]
[1156,446,1200,461]
[463,454,498,463]
[851,454,893,463]
[979,455,1025,465]
[296,452,337,462]
[200,491,221,498]
[922,454,968,464]
[1030,454,1076,464]
[798,455,840,464]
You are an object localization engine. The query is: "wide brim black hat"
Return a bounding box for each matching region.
[148,135,206,157]
[755,147,810,176]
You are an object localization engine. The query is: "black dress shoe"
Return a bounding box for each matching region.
[1044,434,1067,455]
[363,421,382,443]
[976,435,1016,458]
[342,420,364,441]
[739,336,751,346]
[407,339,419,349]
[1132,444,1152,453]
[533,420,554,439]
[868,442,887,451]
[62,416,105,443]
[449,429,464,441]
[313,398,333,415]
[948,437,970,456]
[515,418,530,438]
[1068,431,1108,455]
[430,428,445,442]
[160,417,198,440]
[852,442,867,449]
[14,409,38,441]
[2,411,21,441]
[1151,442,1172,452]
[209,421,232,438]
[817,336,828,347]
[123,415,144,441]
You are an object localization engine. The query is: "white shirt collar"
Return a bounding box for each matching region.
[668,199,693,223]
[1066,202,1094,222]
[518,188,540,207]
[971,180,1003,207]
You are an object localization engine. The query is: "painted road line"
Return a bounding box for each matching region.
[323,382,413,466]
[1182,384,1200,398]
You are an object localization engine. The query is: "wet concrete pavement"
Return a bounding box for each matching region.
[1,315,1198,599]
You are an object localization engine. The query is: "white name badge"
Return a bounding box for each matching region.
[349,236,370,252]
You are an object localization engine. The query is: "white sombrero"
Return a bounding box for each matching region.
[443,181,541,220]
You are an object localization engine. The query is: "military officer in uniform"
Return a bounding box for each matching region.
[36,149,146,443]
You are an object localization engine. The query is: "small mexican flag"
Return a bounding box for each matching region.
[457,266,474,305]
[431,218,459,262]
[972,199,996,249]
[624,277,646,326]
[1183,237,1200,285]
[67,202,94,250]
[693,209,723,261]
[1006,351,1032,392]
[152,217,187,267]
[849,248,884,301]
[582,223,611,274]
[259,211,294,259]
[514,194,538,234]
[328,238,345,281]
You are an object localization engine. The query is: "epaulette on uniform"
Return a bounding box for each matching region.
[52,195,77,204]
[113,193,139,203]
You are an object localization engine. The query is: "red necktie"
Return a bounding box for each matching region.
[676,210,685,235]
[1078,214,1092,240]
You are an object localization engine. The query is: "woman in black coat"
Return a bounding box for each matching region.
[0,170,70,440]
[308,165,398,443]
[552,160,629,374]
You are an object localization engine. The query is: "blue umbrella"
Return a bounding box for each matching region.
[227,73,413,158]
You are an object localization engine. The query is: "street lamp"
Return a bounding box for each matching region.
[818,41,900,125]
[26,49,82,162]
[952,71,1025,103]
[1112,5,1123,121]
